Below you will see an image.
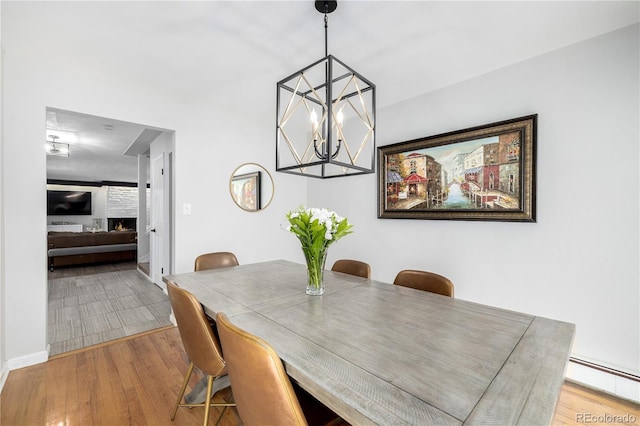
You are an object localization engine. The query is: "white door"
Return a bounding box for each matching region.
[150,152,165,289]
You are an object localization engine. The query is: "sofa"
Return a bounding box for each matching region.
[47,231,137,271]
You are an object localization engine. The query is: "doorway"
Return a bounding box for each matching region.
[45,107,175,355]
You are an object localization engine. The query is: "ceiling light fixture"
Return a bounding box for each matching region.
[276,0,376,178]
[45,135,69,157]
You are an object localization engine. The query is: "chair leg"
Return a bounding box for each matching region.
[214,406,228,426]
[172,362,195,420]
[214,392,234,426]
[202,375,215,426]
[173,368,235,425]
[209,376,234,426]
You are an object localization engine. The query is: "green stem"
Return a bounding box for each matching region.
[302,246,327,290]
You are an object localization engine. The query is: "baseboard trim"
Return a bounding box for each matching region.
[6,350,49,371]
[136,266,152,282]
[0,361,9,394]
[570,357,640,382]
[567,358,640,403]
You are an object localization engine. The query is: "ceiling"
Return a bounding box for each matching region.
[46,108,162,184]
[4,1,637,184]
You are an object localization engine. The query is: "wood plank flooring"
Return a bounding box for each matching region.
[2,326,239,426]
[554,380,640,425]
[2,326,639,425]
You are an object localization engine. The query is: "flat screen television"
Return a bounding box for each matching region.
[47,190,92,215]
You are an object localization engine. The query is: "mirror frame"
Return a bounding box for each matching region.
[229,162,274,212]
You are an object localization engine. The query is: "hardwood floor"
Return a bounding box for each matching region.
[554,380,640,425]
[2,326,240,426]
[2,326,639,425]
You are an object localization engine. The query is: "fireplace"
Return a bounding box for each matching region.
[108,218,137,232]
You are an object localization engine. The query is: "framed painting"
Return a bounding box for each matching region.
[230,171,261,212]
[378,115,536,222]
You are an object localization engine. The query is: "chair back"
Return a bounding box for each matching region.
[194,252,239,271]
[393,269,454,297]
[215,312,308,426]
[166,280,227,377]
[331,259,371,279]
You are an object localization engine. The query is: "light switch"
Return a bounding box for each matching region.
[183,203,191,215]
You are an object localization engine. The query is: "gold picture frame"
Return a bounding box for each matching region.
[378,115,536,222]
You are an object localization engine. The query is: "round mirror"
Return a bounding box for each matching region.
[229,163,274,212]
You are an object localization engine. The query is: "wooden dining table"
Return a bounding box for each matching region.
[164,259,575,425]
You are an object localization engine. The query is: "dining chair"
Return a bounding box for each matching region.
[393,269,454,297]
[215,312,343,426]
[191,250,240,401]
[194,251,239,271]
[166,280,236,426]
[193,250,240,330]
[331,259,371,279]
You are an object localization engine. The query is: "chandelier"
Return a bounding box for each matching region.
[276,0,376,178]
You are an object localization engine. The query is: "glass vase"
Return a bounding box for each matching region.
[303,248,327,296]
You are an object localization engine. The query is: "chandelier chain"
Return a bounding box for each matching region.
[324,12,329,57]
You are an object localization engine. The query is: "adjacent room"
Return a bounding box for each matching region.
[44,108,174,355]
[1,1,638,425]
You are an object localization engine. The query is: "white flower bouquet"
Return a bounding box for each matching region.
[285,206,353,294]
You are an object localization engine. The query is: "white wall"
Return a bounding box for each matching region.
[0,42,306,370]
[309,24,640,395]
[169,103,307,272]
[0,0,6,390]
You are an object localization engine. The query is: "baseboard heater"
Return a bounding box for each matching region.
[570,357,640,383]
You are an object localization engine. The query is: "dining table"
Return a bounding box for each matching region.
[164,259,575,425]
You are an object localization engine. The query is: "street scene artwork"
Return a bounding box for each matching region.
[378,115,536,222]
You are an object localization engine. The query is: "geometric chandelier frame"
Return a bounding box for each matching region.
[276,1,376,178]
